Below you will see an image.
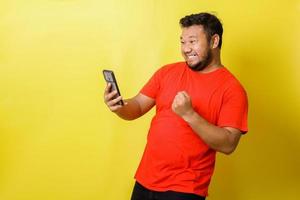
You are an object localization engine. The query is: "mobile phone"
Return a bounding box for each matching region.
[103,70,124,106]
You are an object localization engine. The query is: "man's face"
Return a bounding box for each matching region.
[180,25,212,71]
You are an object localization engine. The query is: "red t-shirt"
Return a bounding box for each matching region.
[135,62,248,197]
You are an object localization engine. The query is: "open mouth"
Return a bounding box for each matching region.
[186,54,197,59]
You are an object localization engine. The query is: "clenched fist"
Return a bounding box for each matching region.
[171,91,194,118]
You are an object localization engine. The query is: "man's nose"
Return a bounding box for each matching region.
[182,44,192,53]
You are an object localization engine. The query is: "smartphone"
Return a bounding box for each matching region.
[103,70,124,106]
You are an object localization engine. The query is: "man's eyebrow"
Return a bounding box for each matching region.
[180,36,197,39]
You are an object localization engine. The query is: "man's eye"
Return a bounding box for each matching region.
[190,40,196,44]
[180,41,185,44]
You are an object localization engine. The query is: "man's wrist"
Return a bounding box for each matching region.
[182,110,197,123]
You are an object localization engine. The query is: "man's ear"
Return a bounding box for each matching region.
[211,34,220,49]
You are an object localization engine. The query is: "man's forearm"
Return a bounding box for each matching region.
[182,111,240,154]
[115,98,142,120]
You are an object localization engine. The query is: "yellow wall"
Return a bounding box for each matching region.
[1,0,300,199]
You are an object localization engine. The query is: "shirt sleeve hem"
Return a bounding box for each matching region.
[217,124,248,134]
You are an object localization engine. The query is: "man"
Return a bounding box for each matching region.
[104,12,248,200]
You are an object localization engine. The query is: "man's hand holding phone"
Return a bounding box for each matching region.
[103,70,126,112]
[104,83,125,112]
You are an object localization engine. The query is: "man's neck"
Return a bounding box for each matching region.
[198,50,222,73]
[199,60,222,74]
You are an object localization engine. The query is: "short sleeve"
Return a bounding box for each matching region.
[140,68,162,99]
[217,82,249,133]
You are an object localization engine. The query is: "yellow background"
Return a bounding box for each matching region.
[1,0,300,199]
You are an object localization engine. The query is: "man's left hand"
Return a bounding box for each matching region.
[171,91,194,117]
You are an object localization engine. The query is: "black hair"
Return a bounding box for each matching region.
[180,12,223,48]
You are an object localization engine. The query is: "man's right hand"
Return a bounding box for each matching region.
[104,83,125,112]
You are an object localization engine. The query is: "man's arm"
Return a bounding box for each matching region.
[172,91,242,155]
[104,83,155,120]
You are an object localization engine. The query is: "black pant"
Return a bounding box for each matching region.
[131,182,206,200]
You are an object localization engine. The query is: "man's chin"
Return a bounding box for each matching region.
[187,62,206,71]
